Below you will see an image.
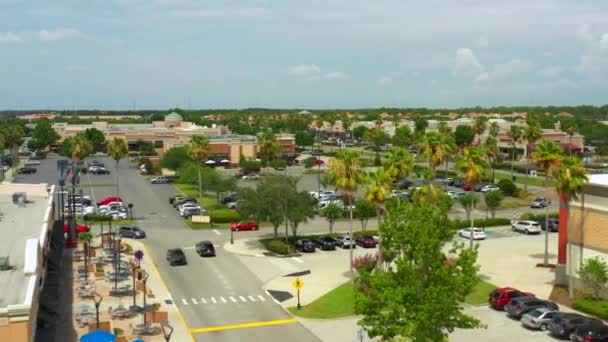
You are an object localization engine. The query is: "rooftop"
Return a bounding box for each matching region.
[165,112,183,121]
[0,183,53,309]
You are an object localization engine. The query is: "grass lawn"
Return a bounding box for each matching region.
[79,183,116,188]
[78,218,137,226]
[288,282,355,319]
[174,183,221,209]
[184,221,231,230]
[493,172,553,187]
[465,280,497,305]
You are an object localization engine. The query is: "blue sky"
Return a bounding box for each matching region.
[1,0,608,110]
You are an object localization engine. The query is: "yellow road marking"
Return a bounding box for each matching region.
[140,243,195,342]
[190,318,297,334]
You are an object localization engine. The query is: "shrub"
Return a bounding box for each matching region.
[497,179,519,197]
[520,212,559,221]
[353,253,379,272]
[573,299,608,320]
[353,230,379,238]
[83,214,113,222]
[260,239,292,255]
[303,157,317,169]
[452,217,511,229]
[578,257,608,299]
[209,209,240,223]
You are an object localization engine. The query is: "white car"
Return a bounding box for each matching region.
[82,206,96,215]
[309,190,335,200]
[447,191,458,199]
[511,220,541,234]
[241,173,259,180]
[109,210,128,220]
[98,202,124,210]
[24,160,40,166]
[226,201,239,209]
[458,228,486,240]
[178,203,201,214]
[318,199,343,209]
[481,185,500,193]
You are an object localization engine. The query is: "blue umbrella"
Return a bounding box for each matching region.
[80,330,116,342]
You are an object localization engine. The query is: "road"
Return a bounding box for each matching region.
[15,154,320,342]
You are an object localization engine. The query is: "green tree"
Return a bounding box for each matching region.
[295,131,314,147]
[83,128,106,149]
[30,119,59,150]
[237,176,290,238]
[457,193,479,222]
[3,125,25,166]
[392,125,414,147]
[72,133,94,161]
[159,147,192,170]
[507,125,524,178]
[353,125,369,140]
[320,202,344,234]
[383,147,414,181]
[364,128,390,164]
[454,125,475,148]
[488,121,500,138]
[566,124,577,156]
[438,120,451,136]
[484,190,504,219]
[577,257,608,299]
[187,135,210,201]
[523,123,543,191]
[414,116,428,138]
[365,168,391,224]
[420,132,453,173]
[354,199,376,231]
[327,150,366,276]
[355,202,481,341]
[258,129,281,167]
[59,137,75,158]
[285,190,316,238]
[106,137,129,196]
[473,117,487,143]
[485,136,499,182]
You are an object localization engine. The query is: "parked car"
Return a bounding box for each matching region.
[511,220,542,234]
[173,198,197,208]
[18,167,37,174]
[530,196,551,208]
[230,221,259,231]
[395,178,413,189]
[520,307,561,331]
[453,179,465,188]
[118,225,146,238]
[181,207,201,218]
[458,228,486,240]
[166,248,187,266]
[481,185,500,193]
[570,319,608,342]
[150,176,169,184]
[336,235,356,249]
[309,190,335,200]
[108,208,129,220]
[226,201,239,209]
[195,241,216,257]
[178,202,201,211]
[504,296,558,318]
[169,195,185,205]
[355,235,378,248]
[241,173,259,180]
[313,236,336,250]
[88,160,104,167]
[24,160,40,166]
[295,239,316,253]
[97,195,122,206]
[539,218,559,232]
[89,166,110,174]
[463,184,473,191]
[489,287,534,310]
[442,178,455,186]
[63,223,91,233]
[548,313,596,339]
[473,184,485,192]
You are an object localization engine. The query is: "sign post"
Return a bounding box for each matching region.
[292,277,304,309]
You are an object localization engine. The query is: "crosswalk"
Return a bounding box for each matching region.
[180,293,268,306]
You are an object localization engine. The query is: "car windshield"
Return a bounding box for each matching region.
[528,309,543,318]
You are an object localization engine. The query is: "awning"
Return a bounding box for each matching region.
[80,330,116,342]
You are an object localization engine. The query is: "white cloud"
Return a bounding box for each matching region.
[377,76,393,86]
[377,71,404,86]
[38,28,83,42]
[475,59,533,83]
[537,66,561,78]
[287,64,321,80]
[476,35,489,48]
[0,32,23,44]
[453,48,484,80]
[324,71,350,80]
[576,25,608,77]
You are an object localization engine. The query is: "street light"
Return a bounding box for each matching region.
[131,264,140,307]
[93,292,103,328]
[161,321,174,342]
[140,271,150,324]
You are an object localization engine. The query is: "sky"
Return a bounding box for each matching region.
[1,0,608,110]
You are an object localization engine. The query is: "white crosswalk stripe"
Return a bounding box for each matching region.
[211,297,217,304]
[181,294,269,306]
[248,296,256,302]
[201,298,207,304]
[220,297,227,303]
[239,296,247,302]
[182,298,188,305]
[192,298,198,304]
[257,295,266,302]
[230,296,237,303]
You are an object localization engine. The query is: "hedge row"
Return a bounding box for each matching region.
[573,299,608,320]
[83,214,114,222]
[520,212,559,221]
[452,218,511,229]
[209,209,240,223]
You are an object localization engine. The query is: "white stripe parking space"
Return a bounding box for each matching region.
[179,293,269,306]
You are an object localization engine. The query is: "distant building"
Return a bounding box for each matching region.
[17,113,58,121]
[0,183,55,341]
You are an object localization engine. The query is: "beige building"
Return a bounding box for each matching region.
[0,183,55,341]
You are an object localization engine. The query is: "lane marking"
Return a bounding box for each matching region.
[183,246,194,250]
[201,298,207,304]
[239,296,247,302]
[191,298,198,305]
[211,297,217,304]
[213,229,221,236]
[190,318,297,334]
[182,298,188,305]
[293,257,304,264]
[257,295,266,302]
[220,296,227,303]
[229,296,237,303]
[248,296,256,302]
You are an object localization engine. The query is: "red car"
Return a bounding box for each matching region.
[230,221,259,231]
[63,223,91,233]
[489,287,535,310]
[463,184,472,191]
[97,196,122,206]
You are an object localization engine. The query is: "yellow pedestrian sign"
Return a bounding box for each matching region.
[292,278,304,290]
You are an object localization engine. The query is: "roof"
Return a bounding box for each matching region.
[589,174,608,187]
[165,112,183,120]
[0,183,53,308]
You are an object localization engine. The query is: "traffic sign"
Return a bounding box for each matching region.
[292,278,304,290]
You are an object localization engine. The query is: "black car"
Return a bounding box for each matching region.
[295,239,316,253]
[220,196,236,205]
[118,225,146,239]
[548,313,594,339]
[90,167,110,174]
[571,319,608,342]
[395,178,413,189]
[18,167,37,174]
[453,179,465,188]
[473,184,485,192]
[166,248,187,266]
[314,236,336,250]
[195,241,216,257]
[505,296,559,318]
[88,160,104,167]
[540,218,559,232]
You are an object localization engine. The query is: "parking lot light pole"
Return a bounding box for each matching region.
[131,264,139,307]
[142,271,149,325]
[161,321,174,342]
[230,227,234,244]
[93,292,103,328]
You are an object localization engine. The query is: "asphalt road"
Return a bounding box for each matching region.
[15,154,320,342]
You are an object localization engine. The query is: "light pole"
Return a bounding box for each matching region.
[128,203,134,220]
[131,264,139,308]
[141,271,150,324]
[161,321,174,342]
[93,292,103,328]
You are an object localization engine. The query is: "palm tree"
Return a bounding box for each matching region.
[375,117,384,128]
[257,129,281,169]
[507,125,524,179]
[383,147,414,181]
[364,168,391,224]
[341,117,352,141]
[455,147,490,248]
[0,132,5,180]
[438,121,451,136]
[485,136,499,183]
[489,122,500,138]
[473,117,487,144]
[327,150,366,278]
[3,125,24,167]
[523,123,543,191]
[106,137,128,196]
[565,124,577,156]
[73,134,94,161]
[420,132,455,182]
[187,135,210,201]
[551,156,587,298]
[390,113,401,128]
[532,140,564,266]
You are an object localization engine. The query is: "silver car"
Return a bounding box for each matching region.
[521,307,560,331]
